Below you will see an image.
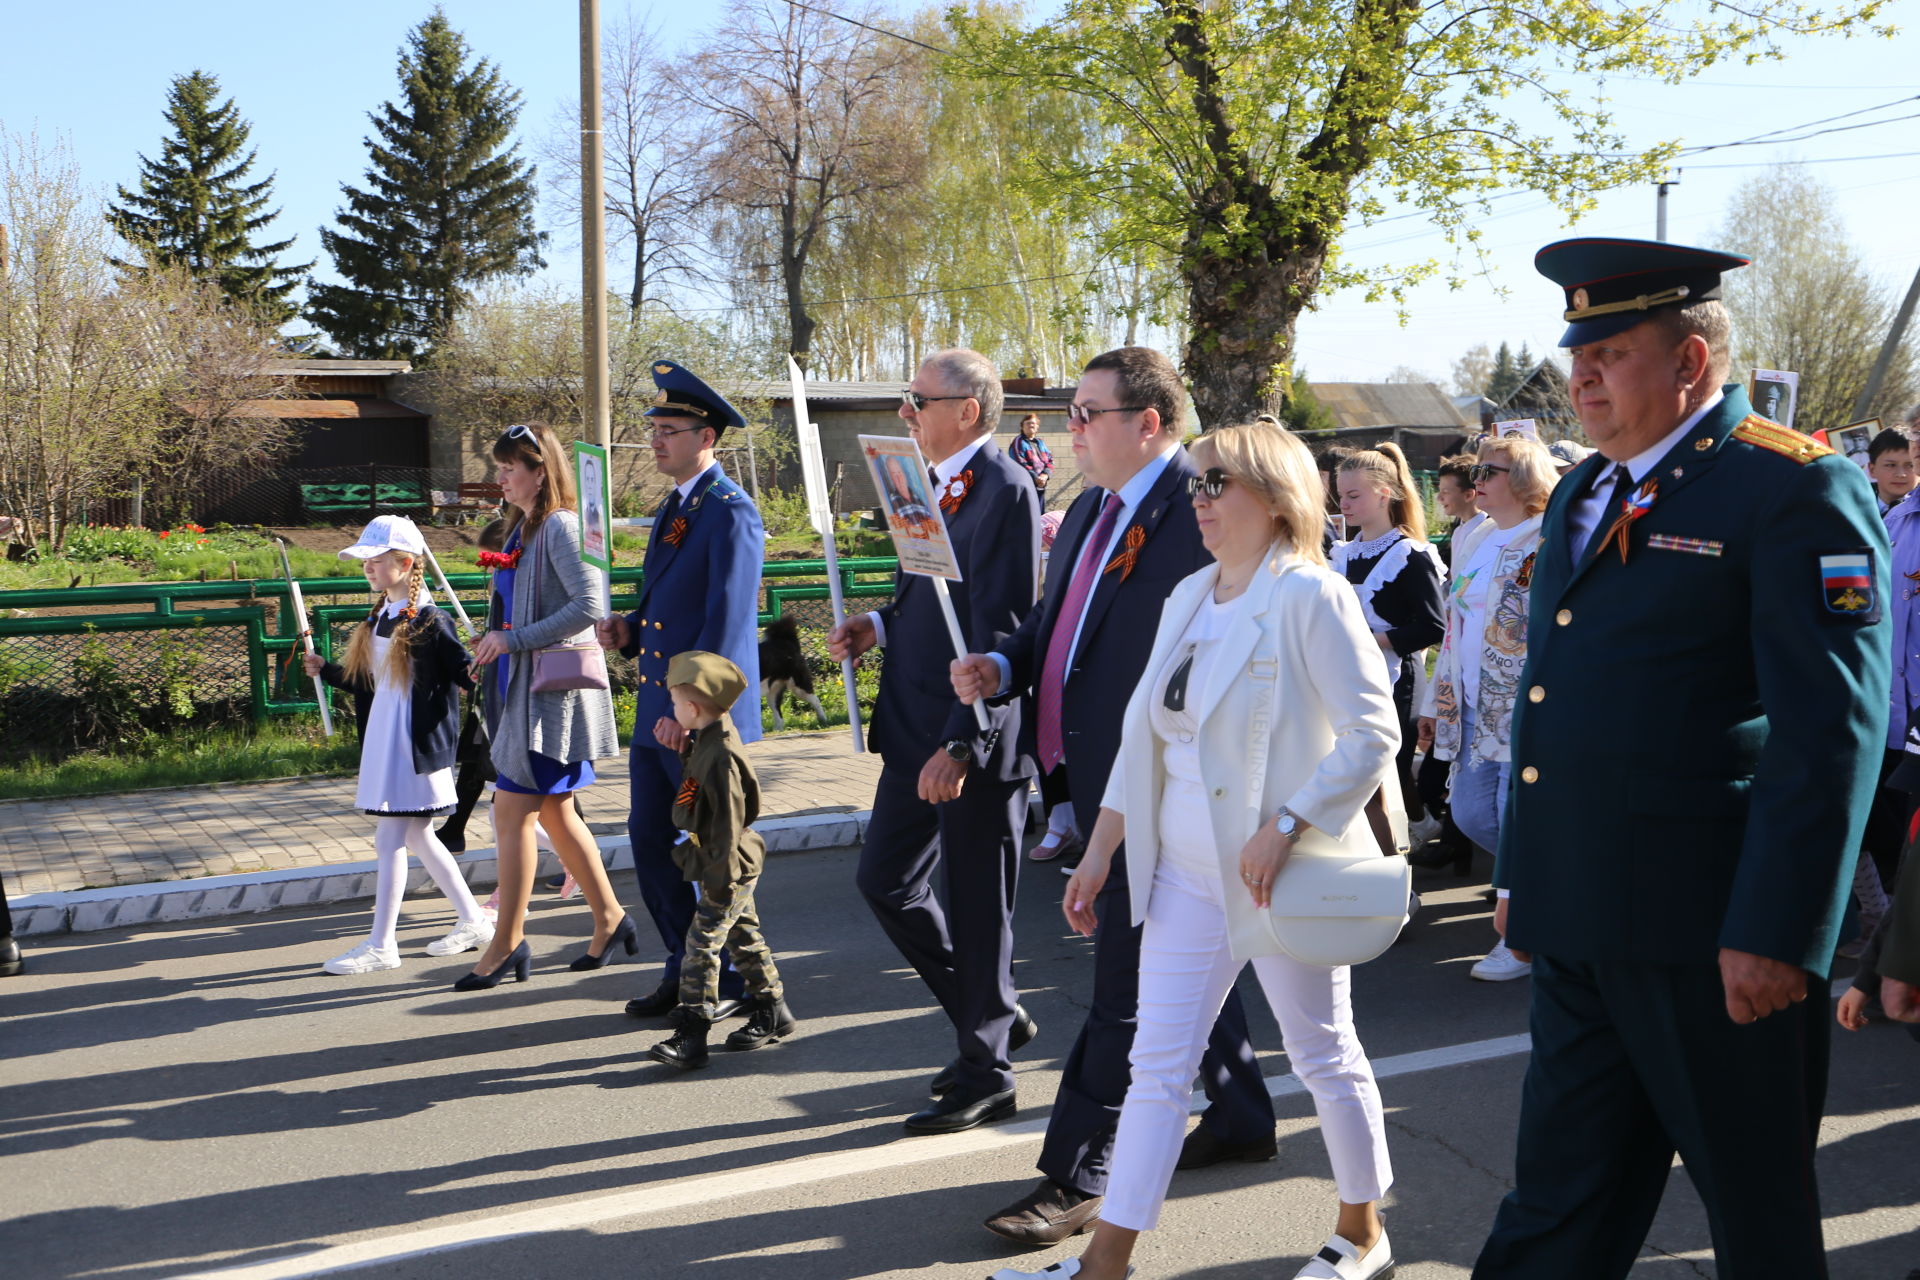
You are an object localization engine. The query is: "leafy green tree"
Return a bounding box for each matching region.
[309,10,545,359]
[108,70,307,326]
[952,0,1889,425]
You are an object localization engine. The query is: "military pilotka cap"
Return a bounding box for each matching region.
[1535,237,1751,347]
[666,650,747,711]
[646,358,747,433]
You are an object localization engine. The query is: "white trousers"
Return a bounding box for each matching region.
[1102,860,1394,1231]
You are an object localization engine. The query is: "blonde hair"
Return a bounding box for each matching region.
[1480,436,1561,517]
[1339,441,1427,542]
[492,423,578,544]
[341,554,427,688]
[1188,420,1328,567]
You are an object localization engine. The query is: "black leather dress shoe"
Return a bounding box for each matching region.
[1176,1124,1277,1170]
[625,981,678,1018]
[710,996,747,1020]
[905,1086,1016,1134]
[0,936,22,979]
[983,1178,1103,1246]
[931,1004,1038,1096]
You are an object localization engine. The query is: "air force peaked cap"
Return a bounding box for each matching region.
[1536,237,1751,347]
[646,358,746,432]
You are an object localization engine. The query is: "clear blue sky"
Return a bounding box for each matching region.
[3,1,1916,384]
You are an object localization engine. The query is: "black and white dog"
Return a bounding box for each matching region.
[760,615,827,730]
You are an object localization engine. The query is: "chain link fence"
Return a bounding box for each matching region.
[0,622,258,763]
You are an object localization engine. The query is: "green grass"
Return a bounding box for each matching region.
[0,722,360,801]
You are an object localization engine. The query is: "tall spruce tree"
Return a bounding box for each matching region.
[308,10,545,359]
[108,70,308,326]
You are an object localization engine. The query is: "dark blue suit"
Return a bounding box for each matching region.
[620,463,764,995]
[993,448,1274,1195]
[1476,387,1891,1280]
[857,440,1040,1098]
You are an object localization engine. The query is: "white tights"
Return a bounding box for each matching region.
[366,816,485,951]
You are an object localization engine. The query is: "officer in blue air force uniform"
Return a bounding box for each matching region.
[1469,239,1891,1280]
[594,360,765,1020]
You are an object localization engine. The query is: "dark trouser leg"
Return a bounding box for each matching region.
[0,870,12,938]
[1863,748,1908,891]
[855,764,1025,1096]
[1474,955,1676,1280]
[630,744,741,997]
[1613,961,1831,1280]
[1039,863,1275,1196]
[439,756,489,846]
[1391,667,1423,821]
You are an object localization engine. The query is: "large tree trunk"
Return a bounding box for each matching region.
[1181,198,1330,425]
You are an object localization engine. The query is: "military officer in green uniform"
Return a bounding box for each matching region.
[646,651,798,1072]
[1472,238,1890,1280]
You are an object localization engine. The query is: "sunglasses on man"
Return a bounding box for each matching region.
[1067,402,1146,428]
[1185,467,1233,499]
[900,389,974,413]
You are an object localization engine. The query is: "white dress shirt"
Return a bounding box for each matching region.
[1566,391,1723,563]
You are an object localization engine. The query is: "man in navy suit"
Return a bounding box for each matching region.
[830,348,1042,1134]
[596,360,765,1020]
[952,347,1277,1245]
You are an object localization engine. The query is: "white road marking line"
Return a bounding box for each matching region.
[182,1030,1538,1280]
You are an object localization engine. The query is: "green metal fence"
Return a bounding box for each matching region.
[0,557,899,761]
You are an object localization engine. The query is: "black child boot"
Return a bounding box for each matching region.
[648,1007,712,1070]
[725,994,797,1051]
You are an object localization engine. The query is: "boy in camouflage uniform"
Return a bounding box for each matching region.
[648,651,798,1070]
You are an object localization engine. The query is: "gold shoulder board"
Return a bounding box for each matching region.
[1731,415,1833,464]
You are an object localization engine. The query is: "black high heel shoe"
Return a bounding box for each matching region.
[569,914,639,972]
[453,941,531,991]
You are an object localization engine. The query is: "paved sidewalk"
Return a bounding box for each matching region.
[3,730,883,897]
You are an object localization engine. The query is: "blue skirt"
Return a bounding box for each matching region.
[495,751,596,796]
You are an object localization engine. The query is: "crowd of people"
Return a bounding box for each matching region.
[5,234,1919,1280]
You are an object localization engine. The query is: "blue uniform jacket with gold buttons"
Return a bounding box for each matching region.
[1495,385,1890,976]
[620,463,764,744]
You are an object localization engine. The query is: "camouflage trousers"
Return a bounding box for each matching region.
[679,874,781,1015]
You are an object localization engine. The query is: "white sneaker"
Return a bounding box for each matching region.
[989,1260,1132,1280]
[1408,813,1443,845]
[426,918,496,956]
[323,942,401,975]
[1470,941,1532,982]
[1293,1231,1393,1279]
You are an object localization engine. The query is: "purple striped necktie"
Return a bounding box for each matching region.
[1036,493,1124,771]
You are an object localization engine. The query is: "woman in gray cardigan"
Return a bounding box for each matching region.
[461,424,629,990]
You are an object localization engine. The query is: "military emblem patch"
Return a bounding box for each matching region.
[1820,551,1875,616]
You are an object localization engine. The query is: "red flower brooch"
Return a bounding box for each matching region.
[477,547,523,570]
[938,470,973,515]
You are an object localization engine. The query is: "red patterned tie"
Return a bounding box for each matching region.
[1036,493,1124,771]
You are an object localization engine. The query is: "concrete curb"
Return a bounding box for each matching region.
[13,809,868,937]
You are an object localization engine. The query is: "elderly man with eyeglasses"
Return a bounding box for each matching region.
[829,348,1043,1134]
[595,359,765,1025]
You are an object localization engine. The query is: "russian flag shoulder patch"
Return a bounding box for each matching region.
[1820,551,1875,617]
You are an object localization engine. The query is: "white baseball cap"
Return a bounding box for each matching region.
[339,514,429,560]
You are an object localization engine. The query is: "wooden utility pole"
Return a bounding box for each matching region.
[580,0,611,452]
[1853,264,1920,424]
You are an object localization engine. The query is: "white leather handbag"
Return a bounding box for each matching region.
[1242,562,1411,967]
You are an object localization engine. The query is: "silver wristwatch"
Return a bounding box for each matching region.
[1273,807,1300,838]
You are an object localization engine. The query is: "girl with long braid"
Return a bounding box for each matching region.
[305,516,494,975]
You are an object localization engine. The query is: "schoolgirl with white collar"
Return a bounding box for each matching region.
[305,515,494,975]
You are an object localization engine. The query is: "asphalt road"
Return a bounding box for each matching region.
[4,847,1917,1280]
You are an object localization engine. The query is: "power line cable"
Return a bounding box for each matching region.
[782,0,950,54]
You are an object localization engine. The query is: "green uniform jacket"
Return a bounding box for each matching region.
[1495,386,1891,976]
[670,713,767,884]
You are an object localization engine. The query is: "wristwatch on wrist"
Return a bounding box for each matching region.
[1273,807,1301,838]
[943,739,972,764]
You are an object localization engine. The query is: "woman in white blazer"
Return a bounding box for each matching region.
[993,423,1402,1280]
